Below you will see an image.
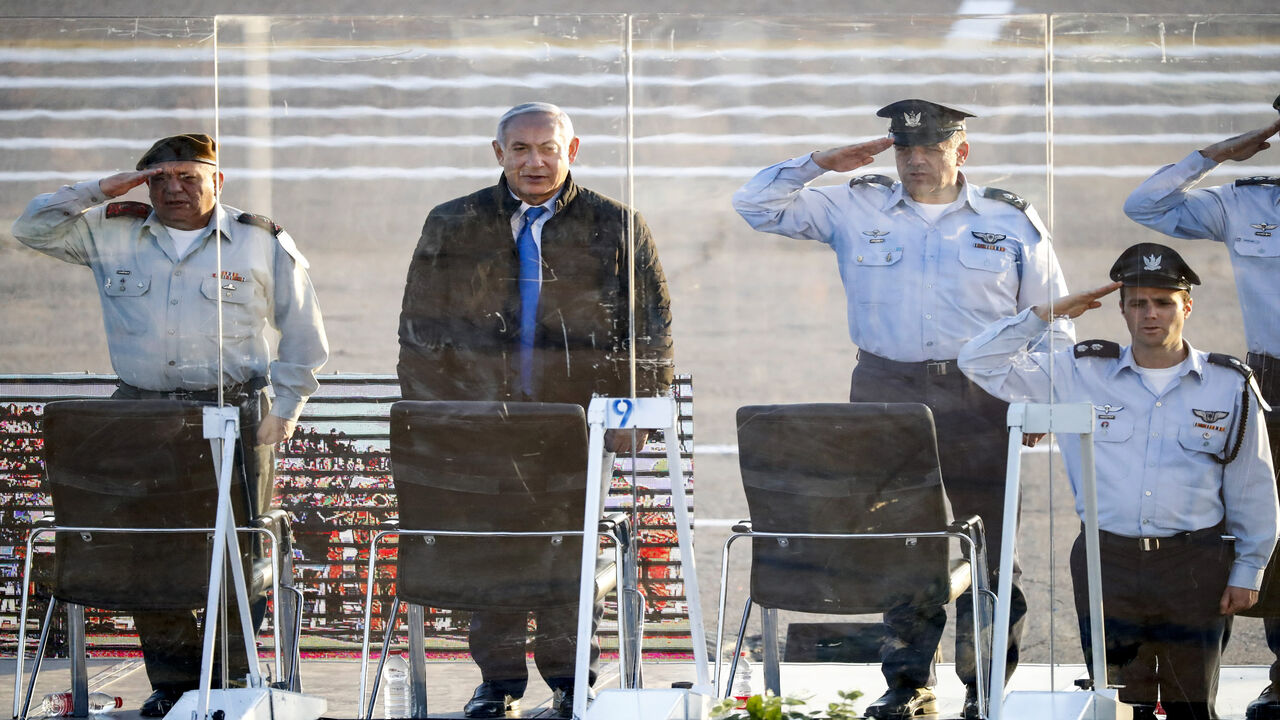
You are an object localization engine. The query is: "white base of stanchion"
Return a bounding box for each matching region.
[582,688,710,720]
[163,688,328,720]
[1000,689,1132,720]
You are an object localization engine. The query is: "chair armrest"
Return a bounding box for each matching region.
[731,520,752,533]
[948,514,985,541]
[252,508,290,529]
[600,511,633,547]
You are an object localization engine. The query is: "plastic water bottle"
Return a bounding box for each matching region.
[731,651,754,707]
[381,651,411,718]
[38,692,123,716]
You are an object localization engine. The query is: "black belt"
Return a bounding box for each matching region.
[117,378,266,404]
[856,350,958,376]
[1096,525,1226,553]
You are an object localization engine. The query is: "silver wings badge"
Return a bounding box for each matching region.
[1192,409,1230,424]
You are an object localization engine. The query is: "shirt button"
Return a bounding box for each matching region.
[1142,519,1150,525]
[168,360,176,366]
[170,299,179,305]
[926,341,934,347]
[167,329,175,335]
[925,314,933,320]
[174,270,183,276]
[1155,401,1162,407]
[1144,490,1152,496]
[1151,432,1158,438]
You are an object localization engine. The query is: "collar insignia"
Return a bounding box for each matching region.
[1192,409,1229,424]
[1142,254,1162,271]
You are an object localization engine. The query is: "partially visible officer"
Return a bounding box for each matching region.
[11,133,329,716]
[733,98,1073,720]
[959,243,1279,720]
[1123,101,1280,720]
[397,102,674,718]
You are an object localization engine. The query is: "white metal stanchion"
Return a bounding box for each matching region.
[162,406,326,720]
[989,403,1129,720]
[574,397,711,720]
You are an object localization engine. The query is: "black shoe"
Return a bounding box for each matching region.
[961,684,981,719]
[462,682,520,719]
[550,686,595,719]
[140,688,185,718]
[863,687,937,720]
[1249,684,1280,720]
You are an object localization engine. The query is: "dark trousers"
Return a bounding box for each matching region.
[1245,354,1280,683]
[465,451,614,696]
[112,383,275,691]
[1072,530,1229,720]
[849,355,1024,690]
[468,602,604,696]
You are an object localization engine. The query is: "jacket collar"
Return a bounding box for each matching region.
[494,172,579,216]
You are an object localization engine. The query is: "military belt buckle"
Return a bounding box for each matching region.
[925,360,950,376]
[1139,537,1159,552]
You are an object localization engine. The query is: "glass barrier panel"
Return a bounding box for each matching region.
[1050,13,1280,718]
[213,14,639,717]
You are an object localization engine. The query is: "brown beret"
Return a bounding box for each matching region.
[136,133,217,170]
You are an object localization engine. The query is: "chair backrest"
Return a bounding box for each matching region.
[736,402,954,614]
[389,400,590,610]
[41,399,252,610]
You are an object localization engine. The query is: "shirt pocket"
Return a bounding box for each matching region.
[1093,407,1133,442]
[958,238,1016,274]
[1178,419,1230,457]
[851,237,904,267]
[200,275,258,337]
[1231,236,1280,258]
[100,270,152,335]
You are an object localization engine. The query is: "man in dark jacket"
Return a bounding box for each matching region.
[396,102,674,718]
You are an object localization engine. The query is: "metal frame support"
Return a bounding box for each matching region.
[989,402,1115,720]
[576,397,711,720]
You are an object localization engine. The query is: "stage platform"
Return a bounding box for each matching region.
[1,659,1272,719]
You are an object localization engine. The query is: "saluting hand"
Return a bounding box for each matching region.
[1032,281,1123,323]
[1200,118,1280,164]
[98,168,162,198]
[811,137,895,173]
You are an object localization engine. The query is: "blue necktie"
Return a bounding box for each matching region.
[516,205,548,396]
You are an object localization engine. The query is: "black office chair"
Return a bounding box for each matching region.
[716,403,993,714]
[13,399,302,719]
[359,401,635,719]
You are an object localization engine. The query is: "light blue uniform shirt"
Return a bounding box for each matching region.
[11,179,329,422]
[733,154,1073,362]
[958,308,1279,589]
[1124,150,1280,355]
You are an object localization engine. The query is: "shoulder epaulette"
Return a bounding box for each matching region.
[849,174,894,188]
[1235,176,1280,187]
[1208,352,1253,380]
[983,186,1029,211]
[1073,340,1120,359]
[105,201,151,220]
[236,212,283,236]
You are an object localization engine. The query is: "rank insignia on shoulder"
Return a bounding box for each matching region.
[983,186,1028,210]
[1235,176,1280,187]
[1208,352,1252,378]
[105,201,151,220]
[237,212,283,236]
[849,174,894,188]
[1074,340,1120,359]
